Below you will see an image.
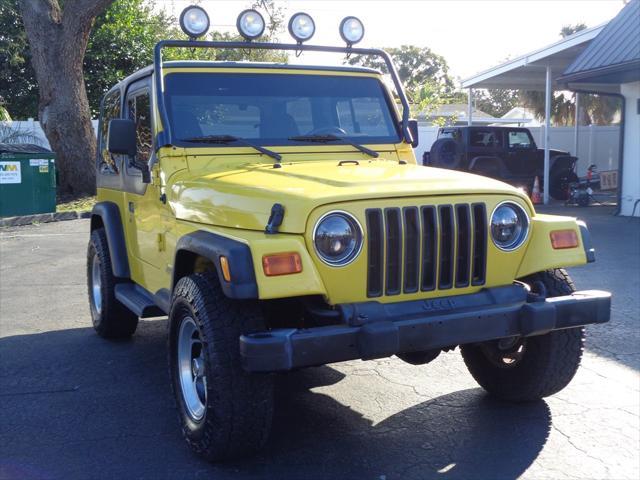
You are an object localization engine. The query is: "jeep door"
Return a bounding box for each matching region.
[504,129,539,179]
[122,78,169,291]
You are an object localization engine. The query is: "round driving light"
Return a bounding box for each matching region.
[179,5,210,39]
[339,16,365,45]
[313,212,363,266]
[490,202,530,251]
[237,9,265,40]
[288,12,315,43]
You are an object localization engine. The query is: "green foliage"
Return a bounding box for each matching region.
[347,45,454,98]
[84,0,174,116]
[348,44,464,125]
[0,1,38,119]
[2,0,287,119]
[474,89,520,118]
[0,106,11,121]
[560,23,587,38]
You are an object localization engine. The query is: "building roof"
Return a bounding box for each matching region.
[558,0,640,85]
[461,25,605,91]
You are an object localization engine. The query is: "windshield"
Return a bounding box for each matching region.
[164,72,401,146]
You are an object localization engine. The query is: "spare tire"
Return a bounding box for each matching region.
[429,138,463,169]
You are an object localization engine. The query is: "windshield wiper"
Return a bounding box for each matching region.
[180,134,282,164]
[288,134,379,158]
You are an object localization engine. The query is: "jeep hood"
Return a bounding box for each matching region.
[169,159,525,233]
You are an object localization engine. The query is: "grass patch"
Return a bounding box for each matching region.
[57,195,96,213]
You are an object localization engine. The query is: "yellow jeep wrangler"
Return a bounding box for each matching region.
[87,7,610,461]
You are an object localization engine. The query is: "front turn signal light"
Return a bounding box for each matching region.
[262,253,302,276]
[219,256,232,282]
[550,230,579,249]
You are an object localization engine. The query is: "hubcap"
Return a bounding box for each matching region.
[178,316,207,421]
[91,254,102,314]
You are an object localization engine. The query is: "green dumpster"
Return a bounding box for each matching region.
[0,143,56,217]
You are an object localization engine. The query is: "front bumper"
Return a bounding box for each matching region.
[240,285,610,372]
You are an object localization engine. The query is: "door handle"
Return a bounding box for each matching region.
[128,201,135,213]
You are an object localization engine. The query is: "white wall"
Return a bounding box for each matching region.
[620,81,640,217]
[415,125,620,177]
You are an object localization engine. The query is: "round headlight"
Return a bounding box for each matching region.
[339,16,365,45]
[288,12,315,43]
[313,212,363,266]
[179,6,210,39]
[237,9,265,40]
[490,202,530,251]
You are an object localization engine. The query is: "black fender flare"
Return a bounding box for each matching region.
[469,156,505,177]
[173,231,259,299]
[90,202,130,278]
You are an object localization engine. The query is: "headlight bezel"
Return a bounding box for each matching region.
[490,201,530,251]
[312,210,364,267]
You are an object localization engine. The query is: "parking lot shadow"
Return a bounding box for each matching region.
[0,321,550,480]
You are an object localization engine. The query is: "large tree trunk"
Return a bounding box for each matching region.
[19,0,113,196]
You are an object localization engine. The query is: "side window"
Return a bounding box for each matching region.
[470,129,500,148]
[98,90,121,173]
[127,91,153,165]
[508,131,533,149]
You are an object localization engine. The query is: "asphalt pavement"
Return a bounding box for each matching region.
[0,206,638,480]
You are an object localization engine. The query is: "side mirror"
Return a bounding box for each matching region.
[408,119,419,148]
[107,119,150,183]
[107,119,137,157]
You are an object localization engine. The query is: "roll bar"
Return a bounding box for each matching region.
[152,40,413,147]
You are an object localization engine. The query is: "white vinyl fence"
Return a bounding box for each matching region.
[2,120,619,178]
[416,125,620,177]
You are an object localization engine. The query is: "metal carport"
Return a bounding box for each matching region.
[461,26,606,204]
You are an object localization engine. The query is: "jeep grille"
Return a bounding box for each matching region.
[365,203,487,297]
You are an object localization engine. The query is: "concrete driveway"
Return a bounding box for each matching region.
[0,206,638,480]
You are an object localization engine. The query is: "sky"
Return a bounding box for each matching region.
[161,0,626,82]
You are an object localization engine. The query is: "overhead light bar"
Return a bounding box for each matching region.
[288,12,315,43]
[179,5,210,39]
[339,16,365,46]
[237,9,266,41]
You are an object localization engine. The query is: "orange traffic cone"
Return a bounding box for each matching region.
[531,176,542,204]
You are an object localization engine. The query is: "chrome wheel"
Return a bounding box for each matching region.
[91,254,102,314]
[178,316,207,421]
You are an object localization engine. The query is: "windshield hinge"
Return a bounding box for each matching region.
[265,203,285,234]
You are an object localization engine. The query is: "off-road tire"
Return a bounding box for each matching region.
[461,268,584,402]
[168,272,274,462]
[87,228,138,338]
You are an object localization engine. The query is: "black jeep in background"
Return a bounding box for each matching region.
[425,126,578,200]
